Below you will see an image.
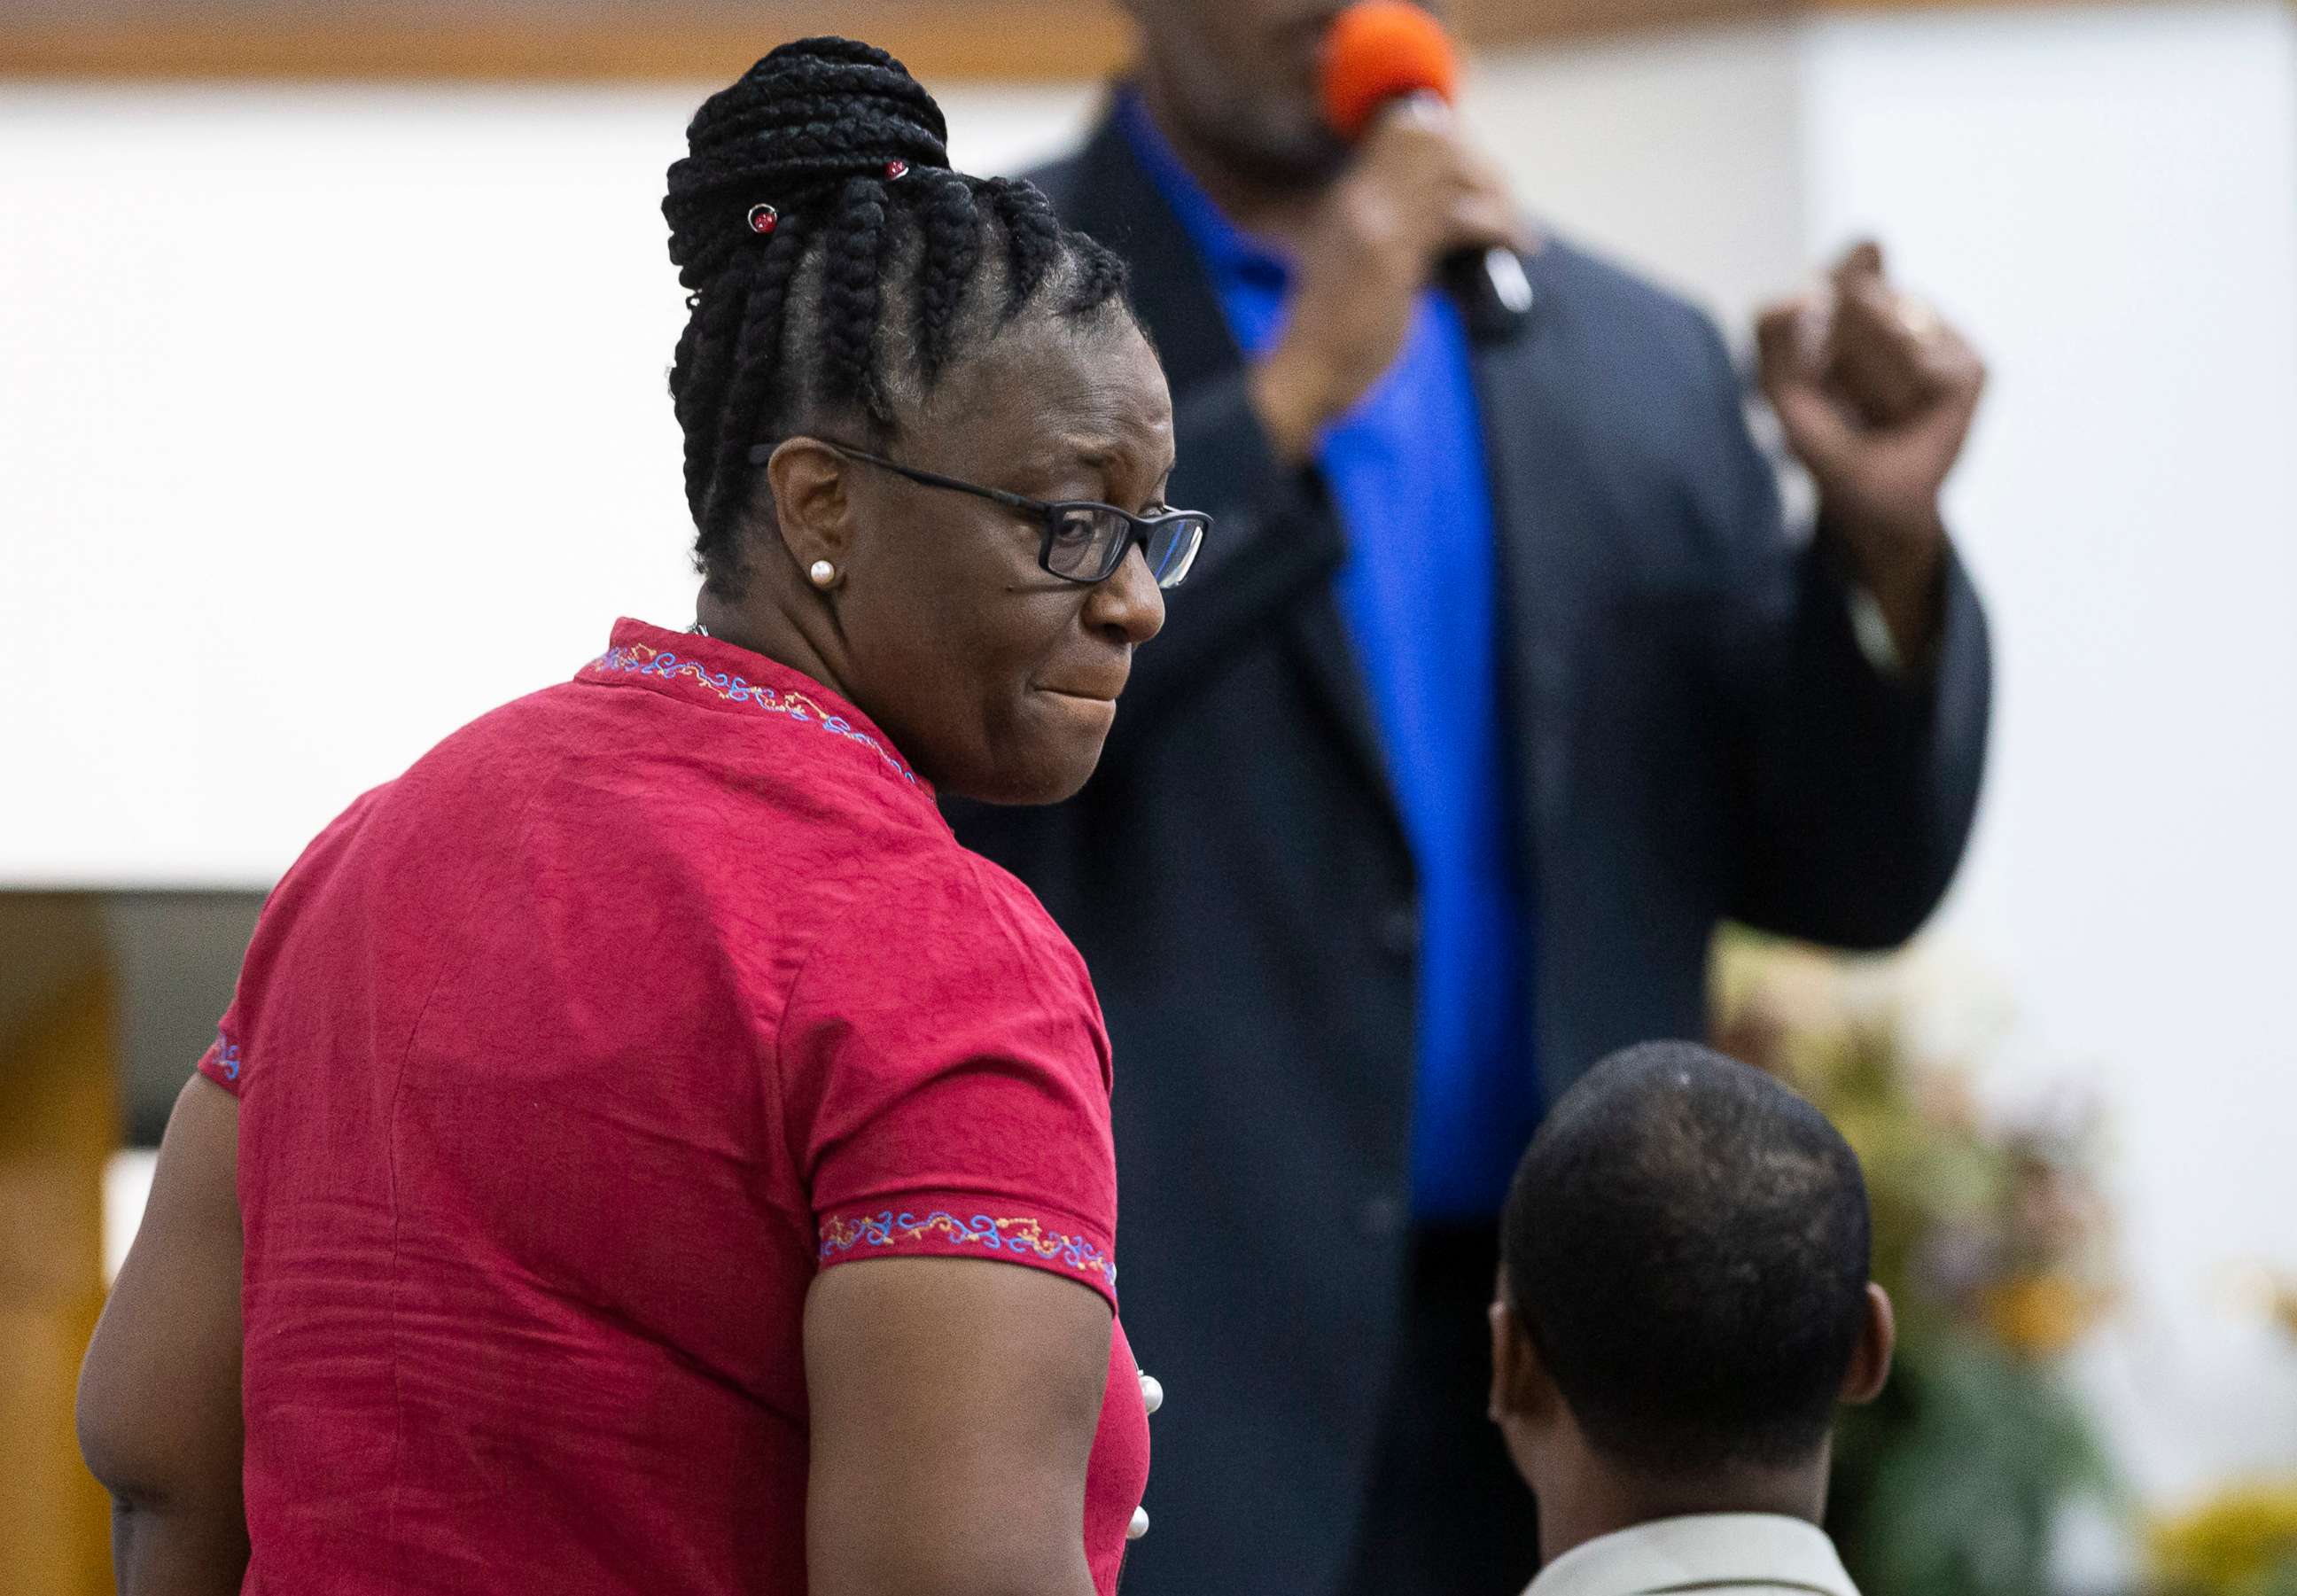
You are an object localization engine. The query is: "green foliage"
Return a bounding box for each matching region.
[1828,1333,2114,1596]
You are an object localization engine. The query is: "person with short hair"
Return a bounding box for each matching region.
[76,37,1202,1596]
[1489,1039,1894,1596]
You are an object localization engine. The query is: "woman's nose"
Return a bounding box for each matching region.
[1085,541,1165,646]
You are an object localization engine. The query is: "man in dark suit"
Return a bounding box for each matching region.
[946,5,1991,1593]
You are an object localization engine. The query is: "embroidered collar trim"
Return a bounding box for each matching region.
[581,628,920,788]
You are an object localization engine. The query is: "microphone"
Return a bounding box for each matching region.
[1318,0,1535,344]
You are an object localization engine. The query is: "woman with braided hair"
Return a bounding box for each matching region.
[78,37,1203,1596]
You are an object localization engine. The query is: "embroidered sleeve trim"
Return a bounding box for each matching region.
[197,1031,244,1094]
[586,642,917,785]
[819,1209,1117,1290]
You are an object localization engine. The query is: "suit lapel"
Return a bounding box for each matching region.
[1285,580,1398,816]
[1472,249,1586,849]
[1058,113,1398,808]
[1055,114,1252,399]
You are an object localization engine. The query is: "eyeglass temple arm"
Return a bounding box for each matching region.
[872,456,1042,513]
[745,440,1045,514]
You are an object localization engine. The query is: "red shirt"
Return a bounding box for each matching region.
[200,619,1149,1594]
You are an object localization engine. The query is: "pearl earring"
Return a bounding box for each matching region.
[808,559,837,588]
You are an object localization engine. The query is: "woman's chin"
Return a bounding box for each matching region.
[950,714,1111,806]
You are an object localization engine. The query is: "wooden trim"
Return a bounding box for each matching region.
[0,0,2201,84]
[1458,0,1793,46]
[0,897,115,1596]
[0,4,1135,84]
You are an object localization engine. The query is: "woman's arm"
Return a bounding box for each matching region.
[77,1073,249,1596]
[806,1257,1110,1596]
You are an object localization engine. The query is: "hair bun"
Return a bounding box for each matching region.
[665,36,951,284]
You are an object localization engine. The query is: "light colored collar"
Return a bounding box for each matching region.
[1525,1514,1858,1596]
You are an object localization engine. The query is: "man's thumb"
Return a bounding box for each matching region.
[1756,304,1855,478]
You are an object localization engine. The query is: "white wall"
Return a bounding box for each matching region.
[1797,1,2297,1506]
[0,49,1818,889]
[9,5,2297,1506]
[1465,21,1808,330]
[0,82,1092,889]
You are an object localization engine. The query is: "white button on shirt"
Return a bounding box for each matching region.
[1523,1514,1860,1596]
[1129,1372,1162,1539]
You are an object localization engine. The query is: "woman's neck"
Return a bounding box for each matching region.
[695,589,849,704]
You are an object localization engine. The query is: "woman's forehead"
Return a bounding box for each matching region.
[919,314,1170,463]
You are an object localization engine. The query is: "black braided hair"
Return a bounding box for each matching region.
[664,36,1134,594]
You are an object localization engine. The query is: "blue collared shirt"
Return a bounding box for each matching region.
[1116,93,1537,1220]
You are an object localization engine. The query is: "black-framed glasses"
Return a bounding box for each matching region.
[747,440,1210,590]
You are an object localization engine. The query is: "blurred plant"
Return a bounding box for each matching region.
[2268,1275,2297,1345]
[2148,1278,2297,1596]
[2151,1482,2297,1596]
[1712,929,2118,1596]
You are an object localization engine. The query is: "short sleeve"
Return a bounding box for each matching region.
[192,785,385,1104]
[780,857,1119,1307]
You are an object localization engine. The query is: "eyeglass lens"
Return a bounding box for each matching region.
[1044,507,1205,589]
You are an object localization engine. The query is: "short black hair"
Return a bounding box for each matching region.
[1500,1040,1873,1475]
[662,36,1133,594]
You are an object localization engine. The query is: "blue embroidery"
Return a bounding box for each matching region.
[587,642,917,785]
[216,1039,241,1081]
[820,1210,1116,1288]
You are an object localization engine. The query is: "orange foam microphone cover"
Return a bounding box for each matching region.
[1318,1,1462,142]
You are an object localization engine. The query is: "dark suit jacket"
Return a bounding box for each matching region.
[946,113,1991,1596]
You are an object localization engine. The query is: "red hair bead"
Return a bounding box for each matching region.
[884,160,909,180]
[746,202,778,236]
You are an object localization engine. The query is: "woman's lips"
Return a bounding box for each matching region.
[1034,676,1128,704]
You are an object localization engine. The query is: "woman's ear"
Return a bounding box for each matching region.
[1840,1281,1896,1406]
[764,438,857,579]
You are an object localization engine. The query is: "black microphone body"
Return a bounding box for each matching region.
[1372,90,1536,345]
[1442,243,1536,345]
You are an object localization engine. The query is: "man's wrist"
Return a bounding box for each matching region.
[1824,503,1949,671]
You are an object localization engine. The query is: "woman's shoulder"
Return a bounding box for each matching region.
[390,669,922,868]
[779,832,1116,1140]
[841,829,1092,985]
[792,833,1105,1049]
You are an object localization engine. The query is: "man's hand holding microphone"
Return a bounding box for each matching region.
[1250,90,1530,463]
[1253,0,1988,666]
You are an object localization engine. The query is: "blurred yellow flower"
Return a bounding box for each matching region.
[1980,1273,2105,1357]
[2152,1481,2297,1596]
